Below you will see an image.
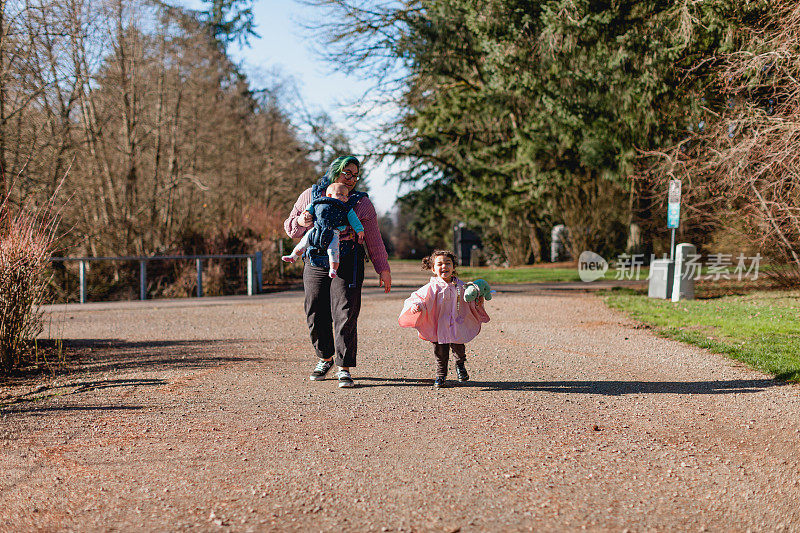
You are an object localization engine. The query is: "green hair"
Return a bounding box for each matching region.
[325,155,360,185]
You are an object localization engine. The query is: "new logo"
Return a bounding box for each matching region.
[578,251,608,282]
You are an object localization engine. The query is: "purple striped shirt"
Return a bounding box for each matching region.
[284,188,390,275]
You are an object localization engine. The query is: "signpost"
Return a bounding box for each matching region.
[649,179,684,300]
[667,180,681,260]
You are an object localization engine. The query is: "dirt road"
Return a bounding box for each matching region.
[2,262,799,531]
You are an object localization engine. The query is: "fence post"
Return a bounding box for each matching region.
[79,260,87,304]
[255,251,262,294]
[278,239,284,279]
[196,258,203,297]
[247,256,254,296]
[139,260,147,300]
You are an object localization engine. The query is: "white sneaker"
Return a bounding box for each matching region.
[337,370,354,388]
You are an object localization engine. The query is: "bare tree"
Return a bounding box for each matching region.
[647,1,800,285]
[2,0,330,297]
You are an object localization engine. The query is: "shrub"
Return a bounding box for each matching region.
[161,260,227,299]
[0,206,57,374]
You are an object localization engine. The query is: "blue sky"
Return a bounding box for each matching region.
[177,0,405,214]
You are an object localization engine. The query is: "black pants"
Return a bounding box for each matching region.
[433,343,466,378]
[303,251,365,367]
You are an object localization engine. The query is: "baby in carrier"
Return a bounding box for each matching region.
[282,182,365,278]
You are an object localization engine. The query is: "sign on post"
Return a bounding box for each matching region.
[667,180,681,229]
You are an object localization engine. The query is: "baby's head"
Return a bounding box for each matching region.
[422,249,458,282]
[326,183,349,202]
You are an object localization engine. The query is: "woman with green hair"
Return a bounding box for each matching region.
[284,155,392,388]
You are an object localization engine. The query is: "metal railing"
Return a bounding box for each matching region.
[50,252,263,304]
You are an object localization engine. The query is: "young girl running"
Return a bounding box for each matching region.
[399,250,490,388]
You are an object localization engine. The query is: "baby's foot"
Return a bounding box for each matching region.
[328,269,337,279]
[281,255,297,263]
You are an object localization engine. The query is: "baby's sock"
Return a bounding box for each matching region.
[328,268,337,278]
[282,253,298,263]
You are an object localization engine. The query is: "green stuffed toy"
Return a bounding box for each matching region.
[463,279,493,302]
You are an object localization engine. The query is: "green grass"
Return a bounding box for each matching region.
[605,290,800,381]
[459,265,649,284]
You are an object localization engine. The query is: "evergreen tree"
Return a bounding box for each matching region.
[307,0,769,263]
[200,0,258,48]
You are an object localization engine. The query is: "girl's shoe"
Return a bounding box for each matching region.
[337,370,354,388]
[456,362,469,382]
[433,377,446,389]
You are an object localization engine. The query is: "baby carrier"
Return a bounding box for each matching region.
[304,178,367,281]
[306,197,350,252]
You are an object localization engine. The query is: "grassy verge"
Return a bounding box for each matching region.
[459,264,649,284]
[605,289,800,381]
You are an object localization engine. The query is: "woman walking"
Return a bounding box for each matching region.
[284,156,391,388]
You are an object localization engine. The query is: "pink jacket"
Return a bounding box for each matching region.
[399,276,490,344]
[284,187,390,274]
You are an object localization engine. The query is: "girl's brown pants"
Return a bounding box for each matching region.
[433,342,466,378]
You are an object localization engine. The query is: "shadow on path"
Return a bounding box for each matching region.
[1,378,167,414]
[467,378,778,395]
[48,338,265,375]
[356,377,432,388]
[4,404,145,415]
[2,339,270,415]
[357,377,779,395]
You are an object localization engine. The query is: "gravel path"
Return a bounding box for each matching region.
[2,262,799,532]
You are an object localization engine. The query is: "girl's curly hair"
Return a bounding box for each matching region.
[422,249,459,276]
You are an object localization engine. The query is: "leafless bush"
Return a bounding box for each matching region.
[647,2,800,286]
[558,175,630,260]
[0,203,58,373]
[161,261,226,299]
